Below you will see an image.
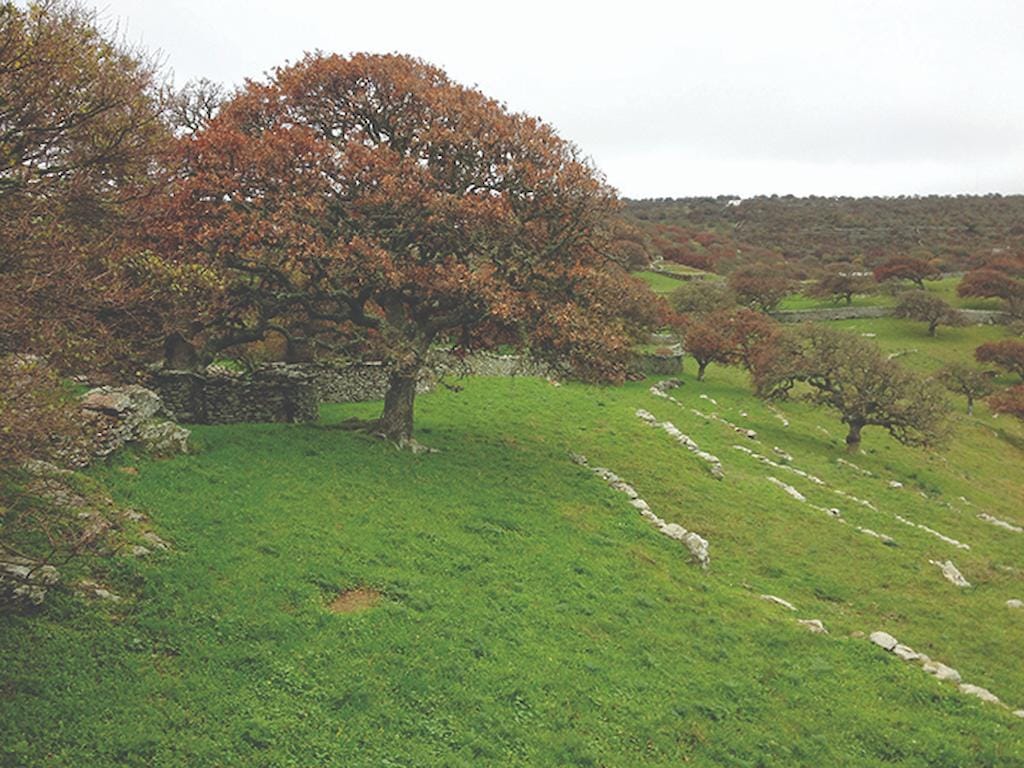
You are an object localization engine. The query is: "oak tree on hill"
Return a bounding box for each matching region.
[893,292,965,336]
[806,266,873,306]
[726,264,794,312]
[162,53,662,444]
[989,385,1024,421]
[957,254,1024,318]
[873,256,941,289]
[936,363,996,416]
[974,340,1024,381]
[752,325,948,450]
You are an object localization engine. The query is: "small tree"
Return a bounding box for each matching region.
[670,280,736,315]
[957,255,1024,318]
[727,264,794,312]
[975,340,1024,381]
[681,312,735,381]
[727,308,780,372]
[752,325,948,450]
[937,363,996,415]
[893,292,965,336]
[806,266,873,305]
[873,256,941,289]
[989,385,1024,421]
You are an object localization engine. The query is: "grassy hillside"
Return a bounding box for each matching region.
[2,320,1023,766]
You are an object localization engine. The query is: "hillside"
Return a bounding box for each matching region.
[625,195,1024,273]
[2,318,1023,766]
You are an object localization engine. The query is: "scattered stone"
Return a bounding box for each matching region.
[767,476,806,503]
[977,513,1023,534]
[734,445,824,485]
[892,643,923,662]
[772,447,793,462]
[767,404,789,428]
[888,480,904,489]
[123,509,147,523]
[1014,710,1024,719]
[856,527,897,546]
[798,618,828,634]
[836,457,874,476]
[760,594,797,611]
[141,531,171,551]
[635,409,724,480]
[869,631,899,651]
[929,559,971,588]
[77,580,121,602]
[0,554,60,610]
[571,453,709,567]
[129,545,152,558]
[1007,599,1023,609]
[922,660,962,683]
[958,683,1001,705]
[895,514,970,550]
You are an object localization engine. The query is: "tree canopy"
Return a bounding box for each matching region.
[161,52,661,443]
[752,325,948,449]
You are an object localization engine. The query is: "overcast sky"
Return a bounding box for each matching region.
[97,0,1024,199]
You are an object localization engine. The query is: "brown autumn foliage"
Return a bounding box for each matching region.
[678,308,779,380]
[974,340,1024,380]
[805,265,873,305]
[751,325,948,449]
[936,363,996,416]
[893,292,965,336]
[872,256,941,288]
[989,385,1024,421]
[957,253,1024,318]
[159,52,664,442]
[0,1,173,469]
[727,264,795,312]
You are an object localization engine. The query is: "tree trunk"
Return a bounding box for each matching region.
[163,332,201,371]
[697,361,708,381]
[845,294,853,305]
[928,320,938,336]
[377,369,419,443]
[845,421,864,451]
[966,396,974,416]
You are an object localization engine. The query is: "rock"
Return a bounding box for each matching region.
[869,631,899,651]
[81,385,162,420]
[77,580,121,602]
[1013,710,1024,719]
[141,532,171,551]
[767,477,806,503]
[771,447,793,461]
[0,555,60,610]
[123,509,147,523]
[136,420,191,456]
[629,498,651,512]
[977,513,1023,534]
[760,594,797,611]
[892,643,922,662]
[888,480,904,489]
[798,618,828,634]
[922,660,961,683]
[1007,599,1023,609]
[929,559,971,588]
[129,545,152,557]
[958,683,1000,705]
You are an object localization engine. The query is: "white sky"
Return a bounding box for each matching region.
[98,0,1024,198]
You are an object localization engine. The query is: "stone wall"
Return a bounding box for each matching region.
[149,351,554,425]
[770,306,1010,324]
[152,367,319,424]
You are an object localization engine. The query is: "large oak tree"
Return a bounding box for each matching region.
[163,53,660,443]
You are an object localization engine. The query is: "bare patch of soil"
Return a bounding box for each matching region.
[327,587,381,614]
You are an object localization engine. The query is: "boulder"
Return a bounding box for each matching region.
[922,660,961,683]
[1,554,60,611]
[760,594,797,611]
[798,619,828,634]
[892,644,923,662]
[958,683,1000,705]
[869,631,899,651]
[1007,599,1023,609]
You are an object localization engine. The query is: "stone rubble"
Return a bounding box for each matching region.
[929,559,971,588]
[635,409,724,480]
[977,513,1023,534]
[733,445,825,485]
[897,516,970,550]
[760,594,797,611]
[868,630,1021,714]
[78,385,191,464]
[570,453,709,568]
[649,381,757,440]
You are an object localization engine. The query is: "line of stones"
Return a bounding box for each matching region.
[569,453,709,568]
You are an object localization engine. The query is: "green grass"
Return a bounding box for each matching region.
[777,277,1008,312]
[2,319,1024,766]
[634,270,687,295]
